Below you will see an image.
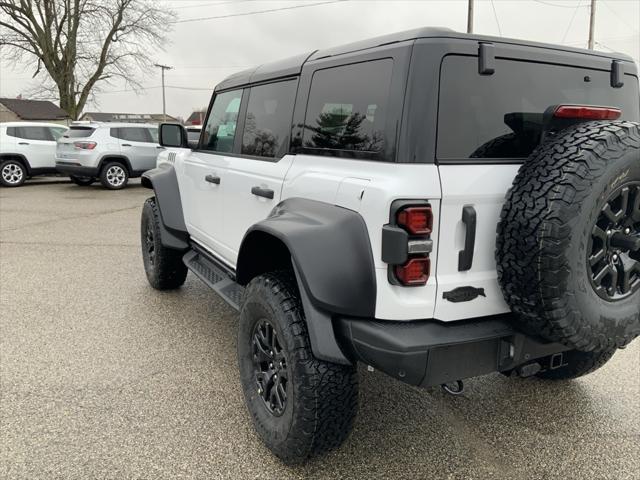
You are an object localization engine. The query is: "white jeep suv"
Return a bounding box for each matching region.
[0,122,67,187]
[140,28,640,464]
[55,122,161,189]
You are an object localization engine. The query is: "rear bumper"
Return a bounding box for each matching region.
[336,315,569,387]
[55,162,99,177]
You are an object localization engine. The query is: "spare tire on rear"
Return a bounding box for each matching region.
[497,121,640,352]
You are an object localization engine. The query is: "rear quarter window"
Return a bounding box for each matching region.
[66,127,96,138]
[437,56,640,161]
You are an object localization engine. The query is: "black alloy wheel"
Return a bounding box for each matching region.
[588,182,640,301]
[252,319,289,416]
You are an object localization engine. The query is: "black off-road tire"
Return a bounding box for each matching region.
[536,348,617,380]
[0,159,27,187]
[100,161,129,189]
[238,272,358,464]
[141,197,188,290]
[497,121,640,353]
[69,175,95,186]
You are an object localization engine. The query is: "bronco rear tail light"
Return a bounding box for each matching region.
[553,105,621,120]
[395,258,430,286]
[397,206,433,235]
[73,141,97,150]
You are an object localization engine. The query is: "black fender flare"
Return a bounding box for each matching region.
[0,153,32,175]
[236,198,377,365]
[140,164,189,250]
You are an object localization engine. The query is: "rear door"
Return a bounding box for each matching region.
[217,78,298,263]
[435,54,640,321]
[14,125,56,168]
[117,127,158,172]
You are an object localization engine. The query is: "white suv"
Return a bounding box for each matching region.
[0,122,67,187]
[140,28,640,464]
[55,122,161,189]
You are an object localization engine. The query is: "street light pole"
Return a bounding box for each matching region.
[588,0,596,49]
[154,63,172,122]
[467,0,474,34]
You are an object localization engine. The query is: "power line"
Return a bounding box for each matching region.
[173,0,348,24]
[176,0,259,9]
[601,1,639,34]
[533,0,587,8]
[561,0,582,44]
[490,0,502,36]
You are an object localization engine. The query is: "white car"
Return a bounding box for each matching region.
[0,122,67,187]
[143,28,640,464]
[55,122,161,189]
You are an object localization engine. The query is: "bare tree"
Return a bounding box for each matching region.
[0,0,173,118]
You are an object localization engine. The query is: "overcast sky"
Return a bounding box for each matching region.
[1,0,638,120]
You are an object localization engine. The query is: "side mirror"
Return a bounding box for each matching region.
[159,123,189,148]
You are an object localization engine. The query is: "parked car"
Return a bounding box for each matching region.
[185,125,202,145]
[141,27,640,464]
[0,122,68,187]
[55,122,161,189]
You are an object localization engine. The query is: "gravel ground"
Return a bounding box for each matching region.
[1,178,639,479]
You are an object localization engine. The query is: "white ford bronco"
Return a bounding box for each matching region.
[140,28,640,464]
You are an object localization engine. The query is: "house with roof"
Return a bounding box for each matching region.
[80,112,179,124]
[0,97,70,124]
[185,109,206,126]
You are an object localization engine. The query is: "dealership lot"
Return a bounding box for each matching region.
[0,179,639,479]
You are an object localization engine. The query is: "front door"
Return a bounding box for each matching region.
[180,89,243,263]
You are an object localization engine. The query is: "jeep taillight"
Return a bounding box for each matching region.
[382,201,433,287]
[74,141,97,150]
[397,206,433,235]
[553,105,621,120]
[395,258,430,286]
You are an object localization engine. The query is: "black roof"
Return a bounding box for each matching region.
[215,27,635,92]
[0,97,69,120]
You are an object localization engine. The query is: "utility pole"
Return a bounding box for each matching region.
[154,64,172,121]
[588,0,596,49]
[467,0,474,34]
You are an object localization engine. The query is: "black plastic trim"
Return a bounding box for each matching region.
[611,59,624,88]
[140,164,189,250]
[336,315,569,387]
[478,42,495,75]
[236,198,377,318]
[458,206,477,271]
[55,163,99,177]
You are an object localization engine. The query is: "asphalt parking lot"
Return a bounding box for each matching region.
[0,177,639,479]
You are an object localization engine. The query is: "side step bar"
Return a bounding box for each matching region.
[183,247,245,310]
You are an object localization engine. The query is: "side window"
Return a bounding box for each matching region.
[147,128,159,143]
[49,127,67,140]
[241,79,297,159]
[6,127,18,137]
[302,59,393,158]
[201,89,242,153]
[110,127,121,139]
[119,127,151,143]
[16,126,53,141]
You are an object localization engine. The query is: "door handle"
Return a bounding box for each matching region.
[122,143,132,147]
[18,142,29,145]
[251,186,274,199]
[156,145,164,149]
[205,174,220,185]
[458,205,477,272]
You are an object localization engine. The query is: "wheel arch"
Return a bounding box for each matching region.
[0,153,32,175]
[98,155,133,175]
[140,164,189,251]
[236,198,377,365]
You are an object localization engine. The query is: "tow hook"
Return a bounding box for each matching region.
[441,380,465,396]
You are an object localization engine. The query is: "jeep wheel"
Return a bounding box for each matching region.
[69,175,95,186]
[238,272,358,464]
[1,159,26,187]
[497,121,640,352]
[536,348,617,380]
[100,161,128,189]
[141,197,188,290]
